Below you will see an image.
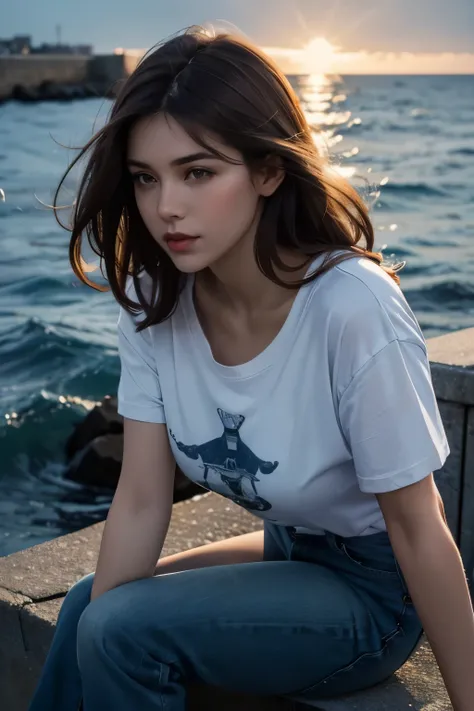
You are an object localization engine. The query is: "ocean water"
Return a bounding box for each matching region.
[0,73,473,556]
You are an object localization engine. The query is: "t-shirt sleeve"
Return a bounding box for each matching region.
[338,338,450,493]
[116,305,166,424]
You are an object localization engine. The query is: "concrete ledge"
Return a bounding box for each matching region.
[428,327,474,406]
[0,492,452,710]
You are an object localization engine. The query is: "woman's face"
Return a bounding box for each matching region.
[127,113,280,274]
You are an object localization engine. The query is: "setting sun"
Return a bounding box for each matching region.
[301,37,339,75]
[262,36,340,75]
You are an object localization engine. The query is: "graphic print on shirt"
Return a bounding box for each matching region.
[170,408,278,512]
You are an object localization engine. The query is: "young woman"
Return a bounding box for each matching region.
[29,26,474,711]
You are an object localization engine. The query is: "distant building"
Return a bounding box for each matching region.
[0,35,92,56]
[31,43,93,56]
[0,35,32,55]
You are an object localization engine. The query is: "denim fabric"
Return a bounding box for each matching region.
[28,523,423,710]
[265,523,423,704]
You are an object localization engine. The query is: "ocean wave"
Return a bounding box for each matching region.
[0,316,119,422]
[392,98,416,107]
[401,261,463,277]
[449,147,474,156]
[381,182,449,198]
[405,280,474,312]
[406,236,461,248]
[0,273,66,292]
[337,120,377,135]
[0,274,82,307]
[0,316,91,362]
[0,456,113,556]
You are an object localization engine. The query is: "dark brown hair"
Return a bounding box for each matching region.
[55,26,402,331]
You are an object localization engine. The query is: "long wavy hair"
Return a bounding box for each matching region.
[55,26,401,331]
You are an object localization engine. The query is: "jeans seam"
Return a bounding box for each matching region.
[157,662,165,711]
[339,542,400,578]
[328,532,409,589]
[294,607,407,696]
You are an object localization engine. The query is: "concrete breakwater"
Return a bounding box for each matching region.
[0,52,142,102]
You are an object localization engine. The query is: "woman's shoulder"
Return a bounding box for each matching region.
[314,252,400,299]
[310,254,424,348]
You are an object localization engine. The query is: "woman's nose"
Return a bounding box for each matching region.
[156,182,185,221]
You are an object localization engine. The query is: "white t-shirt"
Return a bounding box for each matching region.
[116,254,449,537]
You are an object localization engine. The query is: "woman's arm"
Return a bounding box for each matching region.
[90,417,175,601]
[377,474,474,711]
[154,530,264,575]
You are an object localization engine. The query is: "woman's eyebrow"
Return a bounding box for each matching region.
[127,152,220,169]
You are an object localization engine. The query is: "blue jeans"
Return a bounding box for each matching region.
[28,523,423,710]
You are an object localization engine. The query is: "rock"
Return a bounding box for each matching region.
[54,84,84,100]
[12,84,40,101]
[64,396,204,501]
[65,395,122,460]
[65,433,123,489]
[82,82,99,98]
[65,432,204,501]
[11,81,97,103]
[37,80,60,100]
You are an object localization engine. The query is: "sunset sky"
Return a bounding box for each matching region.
[3,0,474,74]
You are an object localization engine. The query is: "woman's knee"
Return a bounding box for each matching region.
[76,586,139,665]
[67,572,95,600]
[76,577,169,664]
[58,572,95,619]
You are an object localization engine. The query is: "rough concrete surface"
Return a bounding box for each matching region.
[428,327,474,369]
[428,327,474,407]
[0,491,263,601]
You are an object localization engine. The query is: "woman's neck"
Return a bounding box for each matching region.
[197,239,310,316]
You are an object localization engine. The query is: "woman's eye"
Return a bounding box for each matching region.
[186,168,213,181]
[132,173,155,185]
[131,169,212,185]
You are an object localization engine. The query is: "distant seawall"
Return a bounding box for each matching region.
[0,53,142,102]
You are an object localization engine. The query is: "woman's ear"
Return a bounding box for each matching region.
[254,155,285,197]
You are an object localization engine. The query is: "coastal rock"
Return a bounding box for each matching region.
[66,433,124,489]
[11,84,40,101]
[65,395,122,459]
[11,81,97,103]
[64,396,203,501]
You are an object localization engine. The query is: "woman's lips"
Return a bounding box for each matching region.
[164,233,200,253]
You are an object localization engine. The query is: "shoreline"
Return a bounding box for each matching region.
[0,53,142,103]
